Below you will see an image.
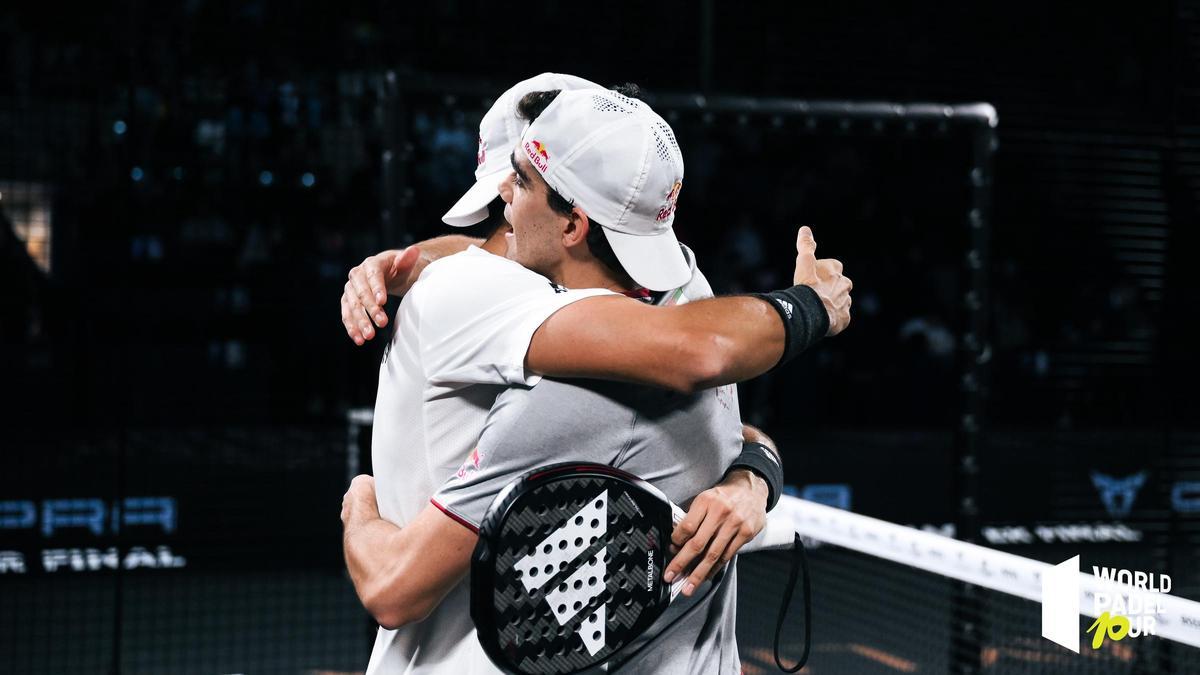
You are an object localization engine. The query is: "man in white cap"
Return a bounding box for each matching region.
[439,73,604,230]
[341,84,852,673]
[341,76,847,348]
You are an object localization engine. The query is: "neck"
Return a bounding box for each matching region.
[553,260,635,294]
[481,227,508,256]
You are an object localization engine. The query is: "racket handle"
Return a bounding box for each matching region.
[667,504,689,600]
[742,509,798,553]
[669,576,688,600]
[670,503,686,525]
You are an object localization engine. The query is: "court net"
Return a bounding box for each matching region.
[735,498,1200,674]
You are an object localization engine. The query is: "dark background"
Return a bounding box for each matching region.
[2,1,1198,673]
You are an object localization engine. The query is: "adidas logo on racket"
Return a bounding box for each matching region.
[507,487,680,657]
[471,462,810,674]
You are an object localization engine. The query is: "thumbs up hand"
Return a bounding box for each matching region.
[792,226,852,336]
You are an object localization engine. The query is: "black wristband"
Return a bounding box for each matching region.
[727,441,784,511]
[749,285,830,368]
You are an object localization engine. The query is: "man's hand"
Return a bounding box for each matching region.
[341,247,422,346]
[664,468,769,597]
[793,226,853,336]
[341,474,380,532]
[341,235,485,346]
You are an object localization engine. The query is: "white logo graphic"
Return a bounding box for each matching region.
[759,446,780,467]
[1042,556,1081,652]
[776,299,794,319]
[514,491,609,655]
[1042,555,1172,652]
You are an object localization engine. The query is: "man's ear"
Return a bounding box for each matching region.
[562,207,590,250]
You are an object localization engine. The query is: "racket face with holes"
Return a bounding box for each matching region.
[471,462,676,675]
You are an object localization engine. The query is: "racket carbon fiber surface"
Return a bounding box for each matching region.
[471,462,679,674]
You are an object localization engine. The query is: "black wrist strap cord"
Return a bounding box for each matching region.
[774,533,812,672]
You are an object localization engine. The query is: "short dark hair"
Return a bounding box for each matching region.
[515,84,647,287]
[455,196,509,240]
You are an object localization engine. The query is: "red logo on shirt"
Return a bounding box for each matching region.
[456,447,484,479]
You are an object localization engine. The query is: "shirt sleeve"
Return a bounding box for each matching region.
[431,379,636,532]
[410,248,615,387]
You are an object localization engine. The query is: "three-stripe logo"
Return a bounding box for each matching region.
[513,490,610,655]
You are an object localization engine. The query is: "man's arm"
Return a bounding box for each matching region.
[526,226,850,394]
[343,226,852,391]
[527,294,787,394]
[341,234,483,345]
[340,475,475,629]
[663,424,778,595]
[340,429,781,622]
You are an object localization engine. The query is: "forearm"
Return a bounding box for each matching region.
[416,234,483,262]
[528,294,788,394]
[741,424,779,456]
[674,296,790,389]
[397,234,484,294]
[340,490,476,628]
[343,517,410,626]
[648,287,829,389]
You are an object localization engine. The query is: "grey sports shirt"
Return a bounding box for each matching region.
[433,375,744,673]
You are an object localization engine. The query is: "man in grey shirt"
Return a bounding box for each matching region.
[338,86,844,673]
[432,374,745,673]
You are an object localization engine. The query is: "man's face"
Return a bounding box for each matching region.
[497,152,570,277]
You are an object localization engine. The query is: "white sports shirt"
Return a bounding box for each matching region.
[367,245,610,674]
[365,244,710,674]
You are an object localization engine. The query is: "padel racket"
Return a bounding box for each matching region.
[470,462,810,674]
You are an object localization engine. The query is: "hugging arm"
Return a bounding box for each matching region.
[343,227,852,393]
[341,475,476,629]
[340,425,785,624]
[527,226,846,393]
[341,234,484,345]
[664,424,781,596]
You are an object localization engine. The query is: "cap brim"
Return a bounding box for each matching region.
[601,225,690,292]
[442,168,509,227]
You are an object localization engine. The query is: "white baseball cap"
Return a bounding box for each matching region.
[518,89,688,291]
[442,73,602,227]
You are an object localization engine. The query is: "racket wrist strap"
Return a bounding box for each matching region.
[727,441,783,511]
[774,533,812,672]
[749,285,829,368]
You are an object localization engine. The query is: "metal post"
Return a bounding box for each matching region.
[345,407,374,485]
[380,71,402,248]
[950,105,997,675]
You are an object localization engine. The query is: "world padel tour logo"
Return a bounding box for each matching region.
[1042,555,1172,652]
[525,139,550,173]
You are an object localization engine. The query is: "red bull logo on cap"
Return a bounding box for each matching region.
[525,139,550,173]
[656,181,682,222]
